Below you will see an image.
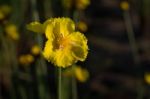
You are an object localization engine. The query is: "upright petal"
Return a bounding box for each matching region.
[45,23,55,39]
[50,18,75,37]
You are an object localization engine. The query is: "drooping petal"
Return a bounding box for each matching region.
[52,47,77,67]
[69,32,88,61]
[26,21,44,33]
[43,40,54,61]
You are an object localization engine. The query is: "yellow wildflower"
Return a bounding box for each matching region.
[5,24,19,40]
[19,54,34,65]
[76,0,90,10]
[27,18,88,68]
[77,21,88,32]
[120,1,129,11]
[74,66,89,82]
[31,45,41,55]
[145,73,150,84]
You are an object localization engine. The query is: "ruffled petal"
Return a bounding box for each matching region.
[59,18,75,36]
[43,40,54,61]
[69,32,88,61]
[45,23,55,39]
[26,21,44,33]
[50,18,75,38]
[53,47,76,67]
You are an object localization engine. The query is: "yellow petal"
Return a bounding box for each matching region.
[45,18,75,39]
[26,21,44,33]
[45,22,55,39]
[53,48,77,68]
[43,40,54,61]
[59,18,75,36]
[69,32,88,61]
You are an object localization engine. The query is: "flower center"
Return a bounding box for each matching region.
[55,34,70,50]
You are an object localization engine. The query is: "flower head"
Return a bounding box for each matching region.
[27,18,88,68]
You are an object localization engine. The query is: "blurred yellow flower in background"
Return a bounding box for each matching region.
[0,5,11,20]
[77,21,88,32]
[76,0,90,10]
[0,11,4,20]
[5,24,19,40]
[27,18,88,68]
[120,1,129,11]
[31,45,41,55]
[63,65,89,82]
[19,54,34,65]
[145,73,150,84]
[62,0,72,9]
[74,66,89,82]
[62,0,90,10]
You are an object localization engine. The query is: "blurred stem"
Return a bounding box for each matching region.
[0,28,16,99]
[58,67,62,99]
[73,10,79,23]
[72,65,78,99]
[18,85,27,99]
[123,11,140,65]
[44,0,53,18]
[123,11,143,99]
[30,0,50,98]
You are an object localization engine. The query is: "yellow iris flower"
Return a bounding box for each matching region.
[27,18,88,68]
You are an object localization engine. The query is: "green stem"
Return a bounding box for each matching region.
[123,11,140,65]
[123,11,143,99]
[72,66,78,99]
[58,67,62,99]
